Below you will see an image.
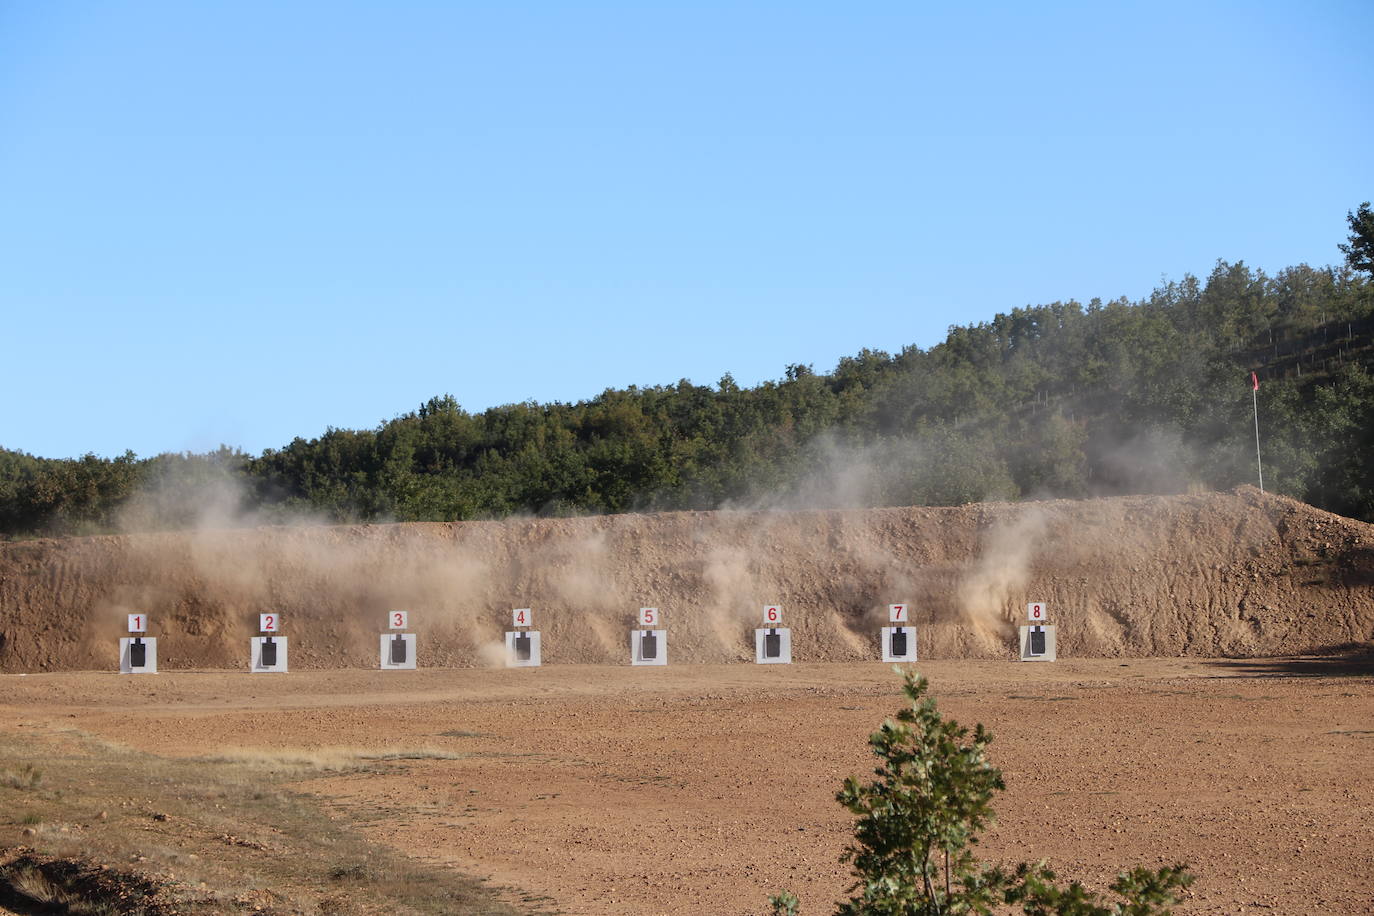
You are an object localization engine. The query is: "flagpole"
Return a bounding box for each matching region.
[1251,372,1264,492]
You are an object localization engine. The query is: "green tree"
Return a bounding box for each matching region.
[1339,202,1374,275]
[770,671,1193,915]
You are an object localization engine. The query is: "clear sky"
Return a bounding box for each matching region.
[2,1,1371,460]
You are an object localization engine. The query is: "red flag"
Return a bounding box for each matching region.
[1251,371,1259,391]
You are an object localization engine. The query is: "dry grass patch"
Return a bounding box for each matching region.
[1,763,43,790]
[0,729,523,915]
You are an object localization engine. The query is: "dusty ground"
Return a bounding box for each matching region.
[2,657,1371,915]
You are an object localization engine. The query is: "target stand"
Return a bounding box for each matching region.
[506,609,541,667]
[119,637,158,674]
[251,636,289,672]
[1018,625,1057,662]
[505,630,541,667]
[881,626,917,662]
[120,613,157,674]
[1019,601,1056,662]
[630,608,666,666]
[380,633,417,669]
[754,627,792,664]
[252,613,288,672]
[631,629,667,666]
[381,610,417,669]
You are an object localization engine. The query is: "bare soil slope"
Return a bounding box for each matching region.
[2,487,1372,672]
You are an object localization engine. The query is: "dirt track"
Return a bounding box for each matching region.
[3,487,1374,672]
[3,658,1371,915]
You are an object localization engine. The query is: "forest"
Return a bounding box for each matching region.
[3,206,1373,537]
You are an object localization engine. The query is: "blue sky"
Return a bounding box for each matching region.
[2,1,1371,459]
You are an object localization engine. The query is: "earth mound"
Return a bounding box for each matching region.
[2,487,1372,671]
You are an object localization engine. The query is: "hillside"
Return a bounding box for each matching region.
[2,487,1371,672]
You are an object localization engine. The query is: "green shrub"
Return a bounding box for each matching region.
[770,670,1194,915]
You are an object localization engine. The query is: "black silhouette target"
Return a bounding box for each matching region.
[129,638,146,668]
[261,637,278,667]
[390,634,408,665]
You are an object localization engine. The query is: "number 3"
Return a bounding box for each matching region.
[394,613,403,627]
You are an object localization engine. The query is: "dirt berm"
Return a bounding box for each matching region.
[2,486,1372,672]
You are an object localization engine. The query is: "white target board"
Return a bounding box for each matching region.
[380,632,417,669]
[505,630,541,667]
[888,604,910,624]
[881,626,917,662]
[250,636,289,673]
[630,629,667,666]
[388,610,409,630]
[119,637,157,674]
[1019,625,1057,662]
[754,627,792,664]
[1026,602,1048,623]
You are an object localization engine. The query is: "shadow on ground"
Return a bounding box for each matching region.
[1206,644,1374,678]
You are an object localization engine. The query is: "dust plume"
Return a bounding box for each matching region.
[956,507,1049,648]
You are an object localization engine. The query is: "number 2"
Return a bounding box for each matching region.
[265,615,274,630]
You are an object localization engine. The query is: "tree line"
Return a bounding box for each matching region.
[4,208,1373,538]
